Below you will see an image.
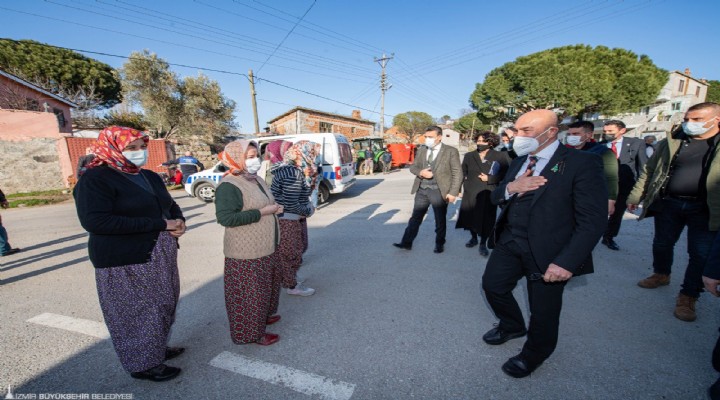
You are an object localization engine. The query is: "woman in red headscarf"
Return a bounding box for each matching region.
[73,126,186,382]
[215,140,284,346]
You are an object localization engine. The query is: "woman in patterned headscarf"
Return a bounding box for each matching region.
[270,140,320,297]
[215,140,284,346]
[73,126,186,382]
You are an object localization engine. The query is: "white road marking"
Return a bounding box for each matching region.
[27,313,109,339]
[209,351,356,400]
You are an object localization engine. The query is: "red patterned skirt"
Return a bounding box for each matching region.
[277,219,304,288]
[224,254,275,344]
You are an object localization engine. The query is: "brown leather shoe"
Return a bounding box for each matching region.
[637,273,670,289]
[674,293,697,322]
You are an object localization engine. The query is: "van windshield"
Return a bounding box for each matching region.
[338,143,353,164]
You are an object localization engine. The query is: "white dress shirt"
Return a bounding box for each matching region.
[427,142,442,163]
[607,136,623,159]
[506,140,560,199]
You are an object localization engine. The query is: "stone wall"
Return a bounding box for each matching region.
[0,138,65,193]
[173,143,217,170]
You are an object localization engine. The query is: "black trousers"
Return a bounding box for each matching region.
[605,183,632,239]
[482,234,566,366]
[401,187,447,246]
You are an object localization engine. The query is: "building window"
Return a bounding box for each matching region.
[319,122,333,133]
[696,86,701,97]
[672,102,681,111]
[640,106,650,115]
[25,98,40,111]
[53,108,66,127]
[678,80,685,92]
[506,107,515,116]
[351,127,356,135]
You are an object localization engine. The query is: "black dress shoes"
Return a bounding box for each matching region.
[1,248,21,256]
[130,364,181,382]
[501,354,538,378]
[478,243,489,257]
[165,347,185,361]
[465,238,478,248]
[482,326,527,345]
[433,244,444,253]
[392,243,412,250]
[601,237,620,251]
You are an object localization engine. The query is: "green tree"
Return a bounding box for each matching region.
[121,50,236,143]
[454,112,490,136]
[706,80,720,104]
[469,45,667,122]
[0,39,121,108]
[103,110,149,131]
[392,111,435,139]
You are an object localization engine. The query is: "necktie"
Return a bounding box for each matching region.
[427,148,434,164]
[525,156,538,174]
[611,142,618,157]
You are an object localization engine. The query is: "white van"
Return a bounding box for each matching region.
[184,133,356,203]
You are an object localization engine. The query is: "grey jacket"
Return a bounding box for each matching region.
[410,144,462,199]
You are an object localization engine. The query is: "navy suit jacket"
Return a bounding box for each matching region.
[489,145,608,276]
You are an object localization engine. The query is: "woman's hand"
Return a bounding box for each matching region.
[478,173,489,182]
[169,219,186,238]
[260,204,281,216]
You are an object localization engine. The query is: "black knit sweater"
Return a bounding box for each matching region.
[73,166,184,268]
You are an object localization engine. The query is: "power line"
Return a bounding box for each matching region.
[0,38,393,120]
[43,0,377,81]
[255,77,394,118]
[0,5,375,84]
[0,38,250,79]
[102,0,378,75]
[257,0,316,73]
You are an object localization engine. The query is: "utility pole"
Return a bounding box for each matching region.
[249,69,260,134]
[374,53,393,137]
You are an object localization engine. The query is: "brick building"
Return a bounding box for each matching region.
[267,107,376,140]
[0,69,75,134]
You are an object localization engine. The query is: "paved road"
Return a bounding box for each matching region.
[0,169,717,399]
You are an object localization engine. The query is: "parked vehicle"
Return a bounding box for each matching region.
[185,133,356,203]
[352,137,415,171]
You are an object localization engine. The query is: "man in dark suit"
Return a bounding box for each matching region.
[601,119,648,250]
[394,126,462,253]
[481,110,607,378]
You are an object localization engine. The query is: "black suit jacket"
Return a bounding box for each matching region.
[489,145,608,276]
[614,137,648,193]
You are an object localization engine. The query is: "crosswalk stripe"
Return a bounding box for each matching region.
[209,351,356,400]
[27,313,109,339]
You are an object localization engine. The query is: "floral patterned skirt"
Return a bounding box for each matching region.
[224,254,275,344]
[95,231,180,373]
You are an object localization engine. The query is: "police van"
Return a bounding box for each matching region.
[185,133,356,203]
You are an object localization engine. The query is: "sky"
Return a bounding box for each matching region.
[1,0,718,134]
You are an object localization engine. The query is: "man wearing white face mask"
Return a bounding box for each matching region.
[628,102,720,322]
[566,121,619,215]
[481,109,607,378]
[393,126,462,253]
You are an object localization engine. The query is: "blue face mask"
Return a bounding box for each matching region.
[122,150,148,167]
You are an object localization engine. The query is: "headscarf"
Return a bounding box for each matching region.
[265,139,294,165]
[86,126,149,174]
[220,140,258,180]
[283,140,321,187]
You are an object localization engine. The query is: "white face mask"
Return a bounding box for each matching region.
[682,118,717,136]
[513,127,552,157]
[566,135,585,147]
[122,150,148,167]
[245,157,261,174]
[425,138,436,148]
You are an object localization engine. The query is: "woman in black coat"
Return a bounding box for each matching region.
[456,131,511,256]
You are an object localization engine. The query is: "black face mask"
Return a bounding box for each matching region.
[476,144,491,151]
[603,134,616,142]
